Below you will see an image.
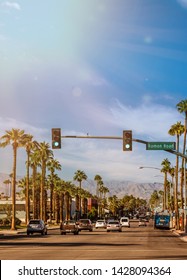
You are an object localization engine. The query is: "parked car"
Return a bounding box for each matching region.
[60,220,79,235]
[27,219,47,235]
[77,219,93,232]
[120,217,130,227]
[95,219,107,229]
[138,218,147,227]
[106,220,122,232]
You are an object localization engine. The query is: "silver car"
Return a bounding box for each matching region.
[27,219,47,235]
[106,220,122,232]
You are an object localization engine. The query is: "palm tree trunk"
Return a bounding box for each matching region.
[175,137,179,229]
[26,153,30,224]
[11,146,17,230]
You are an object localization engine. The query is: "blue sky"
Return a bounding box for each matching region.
[0,0,187,183]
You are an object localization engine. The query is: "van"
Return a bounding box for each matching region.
[120,217,130,227]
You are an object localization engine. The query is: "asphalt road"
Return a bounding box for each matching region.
[0,220,187,260]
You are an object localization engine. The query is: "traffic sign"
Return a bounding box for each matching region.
[146,142,176,150]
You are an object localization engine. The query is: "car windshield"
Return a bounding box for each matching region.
[121,219,128,222]
[97,220,105,223]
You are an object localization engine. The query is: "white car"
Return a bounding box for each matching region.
[95,220,107,229]
[106,220,122,232]
[120,217,130,228]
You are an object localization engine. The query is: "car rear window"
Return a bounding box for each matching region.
[79,220,90,224]
[121,219,128,222]
[29,220,40,224]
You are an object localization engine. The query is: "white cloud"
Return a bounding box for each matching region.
[109,98,182,140]
[1,1,21,11]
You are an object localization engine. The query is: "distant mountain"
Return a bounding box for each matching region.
[79,179,163,199]
[0,173,163,199]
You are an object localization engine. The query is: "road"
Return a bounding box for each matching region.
[0,220,187,260]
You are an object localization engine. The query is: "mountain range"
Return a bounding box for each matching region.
[0,173,163,199]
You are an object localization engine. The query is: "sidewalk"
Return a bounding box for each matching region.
[171,228,187,242]
[0,225,59,236]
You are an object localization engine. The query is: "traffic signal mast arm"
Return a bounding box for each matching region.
[61,134,187,159]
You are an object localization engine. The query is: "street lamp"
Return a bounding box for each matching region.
[138,166,169,211]
[139,166,161,170]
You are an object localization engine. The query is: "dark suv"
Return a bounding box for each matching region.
[77,219,93,232]
[27,219,47,235]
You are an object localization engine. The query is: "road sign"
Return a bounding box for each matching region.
[146,142,176,150]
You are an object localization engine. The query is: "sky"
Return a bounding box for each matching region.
[0,0,187,184]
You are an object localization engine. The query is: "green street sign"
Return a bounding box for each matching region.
[146,142,176,150]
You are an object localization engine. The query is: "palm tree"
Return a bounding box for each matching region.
[161,158,171,211]
[168,121,185,229]
[47,158,62,222]
[176,99,187,229]
[0,129,30,230]
[108,195,119,217]
[37,142,53,221]
[3,179,11,197]
[73,170,87,218]
[94,174,102,197]
[25,134,36,224]
[29,146,41,219]
[176,99,187,158]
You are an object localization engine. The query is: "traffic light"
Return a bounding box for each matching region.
[51,128,61,149]
[123,130,132,151]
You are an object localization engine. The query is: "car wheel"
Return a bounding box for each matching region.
[45,231,47,235]
[27,231,30,236]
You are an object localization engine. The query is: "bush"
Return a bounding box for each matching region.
[2,217,22,226]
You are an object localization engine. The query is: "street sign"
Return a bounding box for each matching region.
[146,142,176,150]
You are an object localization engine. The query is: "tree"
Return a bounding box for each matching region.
[37,142,53,221]
[168,121,184,229]
[161,158,171,211]
[47,158,62,222]
[176,99,187,230]
[94,174,102,197]
[25,135,37,224]
[73,170,87,218]
[0,129,30,230]
[29,146,41,219]
[3,179,11,197]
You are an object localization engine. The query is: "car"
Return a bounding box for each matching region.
[138,219,147,227]
[120,217,130,227]
[106,220,122,232]
[60,220,79,235]
[95,219,107,229]
[77,219,93,232]
[27,219,47,235]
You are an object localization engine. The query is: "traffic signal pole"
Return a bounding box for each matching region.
[61,134,187,159]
